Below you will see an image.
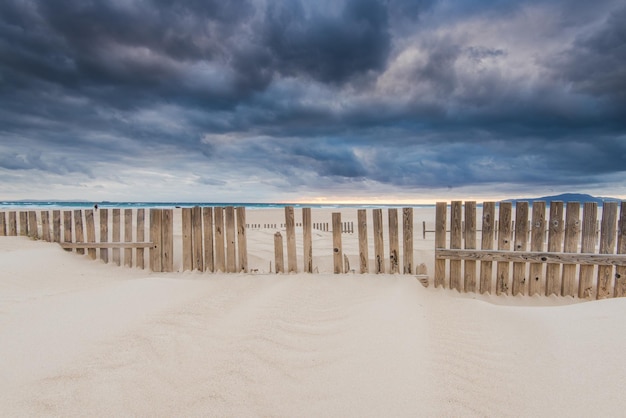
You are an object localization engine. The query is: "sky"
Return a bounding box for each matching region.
[1,0,625,203]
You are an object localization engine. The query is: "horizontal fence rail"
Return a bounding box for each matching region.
[435,201,626,299]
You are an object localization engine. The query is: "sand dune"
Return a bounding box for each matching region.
[2,217,626,416]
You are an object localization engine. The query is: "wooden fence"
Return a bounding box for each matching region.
[434,201,626,299]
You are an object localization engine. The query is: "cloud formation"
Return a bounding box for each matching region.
[0,0,625,201]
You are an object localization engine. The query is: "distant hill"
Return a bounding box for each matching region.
[505,193,621,204]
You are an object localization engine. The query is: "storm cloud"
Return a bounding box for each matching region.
[0,0,625,201]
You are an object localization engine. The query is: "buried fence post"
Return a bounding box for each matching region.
[403,208,413,275]
[332,212,343,274]
[73,210,84,255]
[285,206,297,273]
[373,209,384,274]
[358,209,369,274]
[100,209,109,263]
[274,232,284,274]
[85,209,96,260]
[28,211,38,239]
[434,202,446,288]
[237,207,248,273]
[303,208,313,273]
[63,211,72,252]
[464,202,477,292]
[388,209,399,274]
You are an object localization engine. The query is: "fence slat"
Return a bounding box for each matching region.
[85,209,96,260]
[8,212,17,236]
[512,202,529,296]
[52,210,60,242]
[203,207,214,273]
[403,208,413,275]
[436,249,626,265]
[479,202,495,294]
[358,209,369,274]
[332,212,343,274]
[100,209,109,263]
[303,208,312,273]
[28,211,38,239]
[73,210,84,255]
[435,202,447,288]
[597,202,618,299]
[578,203,597,298]
[274,232,284,273]
[149,209,162,272]
[529,201,546,296]
[545,202,564,296]
[162,209,174,272]
[192,206,204,271]
[214,207,225,272]
[124,209,133,267]
[615,202,626,297]
[237,207,248,273]
[136,209,145,269]
[63,211,72,252]
[449,201,462,291]
[182,208,193,272]
[20,212,28,236]
[285,206,297,273]
[112,209,121,266]
[0,212,5,236]
[225,206,237,273]
[464,202,476,292]
[561,202,580,296]
[373,209,385,274]
[496,202,512,295]
[41,211,50,242]
[388,208,400,274]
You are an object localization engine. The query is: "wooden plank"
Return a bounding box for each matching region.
[100,209,109,263]
[63,211,72,252]
[182,207,193,272]
[124,209,133,267]
[203,207,214,272]
[496,202,512,295]
[388,208,400,274]
[28,211,38,239]
[434,202,447,288]
[8,211,17,236]
[578,203,597,298]
[161,209,174,272]
[0,212,5,236]
[214,207,225,272]
[225,206,237,273]
[435,249,626,265]
[561,202,580,296]
[60,242,155,249]
[358,209,369,274]
[52,210,60,242]
[285,206,297,273]
[597,202,618,299]
[615,202,626,297]
[84,209,96,260]
[302,208,313,273]
[73,210,85,255]
[449,201,463,291]
[19,212,28,236]
[373,208,385,274]
[274,232,284,273]
[545,202,564,296]
[332,212,343,274]
[237,207,248,273]
[149,209,162,272]
[191,206,204,271]
[512,202,529,296]
[528,201,546,296]
[41,211,50,242]
[464,202,476,292]
[111,209,121,266]
[403,208,414,275]
[479,202,495,294]
[136,209,145,269]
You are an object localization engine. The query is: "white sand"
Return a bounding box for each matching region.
[2,207,626,417]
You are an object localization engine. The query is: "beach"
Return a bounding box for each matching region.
[2,206,626,417]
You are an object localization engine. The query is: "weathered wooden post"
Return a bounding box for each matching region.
[85,209,96,260]
[479,202,495,294]
[214,207,225,272]
[182,207,193,271]
[192,206,204,271]
[73,210,85,255]
[578,203,598,298]
[388,209,400,274]
[28,211,38,239]
[332,212,343,274]
[597,202,617,299]
[112,209,121,266]
[149,209,162,272]
[285,206,297,273]
[100,208,109,263]
[434,202,446,288]
[373,209,384,274]
[403,208,413,275]
[302,208,313,273]
[124,209,133,267]
[41,211,51,242]
[52,210,60,242]
[225,206,237,273]
[449,201,462,291]
[19,212,28,236]
[561,202,580,297]
[614,202,626,297]
[203,207,214,272]
[237,207,248,273]
[512,202,529,296]
[358,209,369,274]
[162,209,174,272]
[274,232,284,274]
[136,209,145,269]
[8,212,17,236]
[496,202,512,295]
[0,212,6,236]
[528,201,546,296]
[63,211,72,252]
[545,202,564,296]
[464,202,476,292]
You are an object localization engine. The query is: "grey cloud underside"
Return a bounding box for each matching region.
[0,0,625,195]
